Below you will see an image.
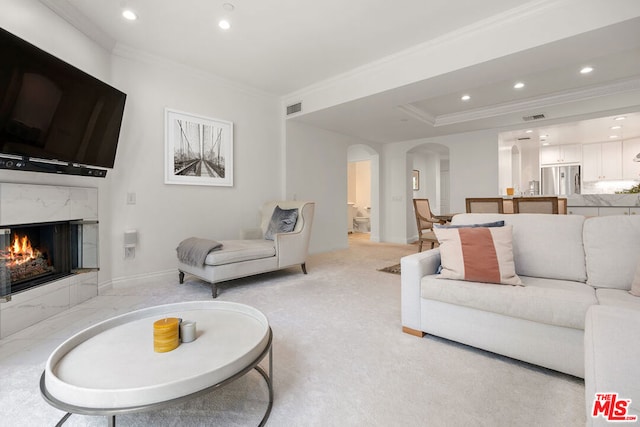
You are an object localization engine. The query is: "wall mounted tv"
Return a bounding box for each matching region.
[0,27,126,177]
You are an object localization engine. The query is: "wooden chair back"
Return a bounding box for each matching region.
[465,198,504,213]
[412,198,439,252]
[513,196,559,214]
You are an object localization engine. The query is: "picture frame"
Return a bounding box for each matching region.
[164,108,233,186]
[412,170,420,191]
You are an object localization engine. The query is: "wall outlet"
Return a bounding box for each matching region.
[126,192,136,205]
[124,247,135,259]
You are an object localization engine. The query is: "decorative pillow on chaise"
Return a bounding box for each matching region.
[433,225,522,286]
[628,259,640,297]
[265,206,298,240]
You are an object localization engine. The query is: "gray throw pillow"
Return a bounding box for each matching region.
[265,206,299,240]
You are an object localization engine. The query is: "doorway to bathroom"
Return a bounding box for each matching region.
[347,144,379,241]
[348,160,371,236]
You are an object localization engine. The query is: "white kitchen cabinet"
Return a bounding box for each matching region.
[622,138,640,180]
[567,206,599,216]
[582,141,622,181]
[598,207,630,216]
[630,207,640,216]
[540,144,581,165]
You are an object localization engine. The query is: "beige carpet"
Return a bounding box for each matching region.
[0,236,585,426]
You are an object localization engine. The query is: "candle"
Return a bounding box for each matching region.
[153,317,180,353]
[180,320,197,343]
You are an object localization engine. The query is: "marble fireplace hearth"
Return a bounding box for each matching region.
[0,183,99,338]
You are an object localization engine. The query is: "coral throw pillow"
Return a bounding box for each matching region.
[434,225,522,286]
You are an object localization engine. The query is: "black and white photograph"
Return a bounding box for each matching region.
[165,109,233,186]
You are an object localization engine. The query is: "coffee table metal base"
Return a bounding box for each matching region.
[40,328,273,427]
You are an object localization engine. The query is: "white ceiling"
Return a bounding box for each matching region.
[40,0,640,145]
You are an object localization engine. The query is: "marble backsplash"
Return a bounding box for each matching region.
[566,194,640,207]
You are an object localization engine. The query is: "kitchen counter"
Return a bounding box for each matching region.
[566,194,640,207]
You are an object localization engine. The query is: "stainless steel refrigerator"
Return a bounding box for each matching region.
[540,165,581,196]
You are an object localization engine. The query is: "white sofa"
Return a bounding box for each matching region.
[178,201,314,297]
[401,213,640,381]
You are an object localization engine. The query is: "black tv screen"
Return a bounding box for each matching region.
[0,27,126,169]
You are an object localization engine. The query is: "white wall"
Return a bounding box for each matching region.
[108,50,281,281]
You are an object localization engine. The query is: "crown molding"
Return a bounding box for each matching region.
[38,0,115,51]
[433,77,640,127]
[283,0,559,101]
[396,105,436,126]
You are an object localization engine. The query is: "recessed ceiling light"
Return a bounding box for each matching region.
[222,2,235,11]
[513,82,525,89]
[580,66,594,74]
[122,10,137,21]
[610,125,622,130]
[540,134,549,139]
[461,94,471,101]
[218,19,231,30]
[614,116,626,121]
[525,129,533,133]
[542,142,550,146]
[609,135,619,139]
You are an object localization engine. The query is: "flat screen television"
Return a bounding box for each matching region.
[0,27,126,174]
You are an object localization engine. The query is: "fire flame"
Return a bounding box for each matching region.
[2,234,40,266]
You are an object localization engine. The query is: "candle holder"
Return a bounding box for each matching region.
[153,317,180,353]
[180,320,197,343]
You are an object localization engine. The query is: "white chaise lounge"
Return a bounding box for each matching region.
[177,201,314,298]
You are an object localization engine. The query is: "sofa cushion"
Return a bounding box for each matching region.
[595,288,640,310]
[265,206,298,240]
[451,213,586,282]
[204,240,276,266]
[421,274,597,329]
[433,225,521,285]
[584,215,640,290]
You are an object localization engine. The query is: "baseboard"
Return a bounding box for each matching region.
[106,269,178,289]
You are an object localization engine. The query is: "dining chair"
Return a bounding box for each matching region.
[513,196,559,214]
[412,198,441,252]
[465,197,505,213]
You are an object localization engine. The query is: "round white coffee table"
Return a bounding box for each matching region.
[40,301,273,426]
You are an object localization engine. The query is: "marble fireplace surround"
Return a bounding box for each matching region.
[0,183,99,338]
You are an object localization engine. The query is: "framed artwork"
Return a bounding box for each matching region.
[412,170,420,191]
[164,108,233,186]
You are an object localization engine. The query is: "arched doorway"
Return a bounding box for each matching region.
[347,144,380,241]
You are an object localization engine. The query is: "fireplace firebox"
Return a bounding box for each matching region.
[0,220,98,300]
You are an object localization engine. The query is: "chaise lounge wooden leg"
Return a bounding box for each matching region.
[301,263,307,274]
[211,284,218,299]
[179,271,184,284]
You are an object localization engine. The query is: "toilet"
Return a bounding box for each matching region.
[354,207,371,232]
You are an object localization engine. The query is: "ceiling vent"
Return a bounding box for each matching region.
[522,113,546,121]
[517,137,531,141]
[286,102,302,115]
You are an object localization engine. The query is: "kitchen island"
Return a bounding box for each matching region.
[565,194,640,216]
